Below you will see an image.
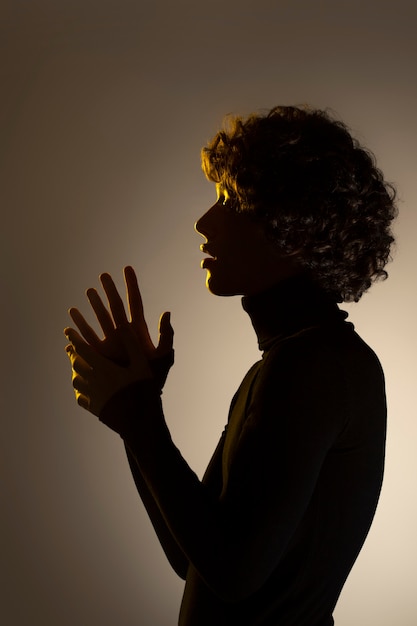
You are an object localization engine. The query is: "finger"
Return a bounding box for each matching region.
[100,273,129,327]
[124,266,154,351]
[86,288,115,336]
[64,327,102,367]
[76,391,90,411]
[124,266,144,321]
[66,346,93,378]
[156,311,174,356]
[72,372,90,395]
[69,306,103,347]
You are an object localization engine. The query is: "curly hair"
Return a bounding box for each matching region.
[201,105,397,302]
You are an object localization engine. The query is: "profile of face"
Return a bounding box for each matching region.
[195,185,300,297]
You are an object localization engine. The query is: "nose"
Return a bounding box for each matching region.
[194,214,205,237]
[194,204,215,239]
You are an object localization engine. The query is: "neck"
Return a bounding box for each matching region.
[242,274,346,351]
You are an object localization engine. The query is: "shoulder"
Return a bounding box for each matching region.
[263,321,383,385]
[251,322,386,436]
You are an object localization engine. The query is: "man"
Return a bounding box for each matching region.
[65,105,397,625]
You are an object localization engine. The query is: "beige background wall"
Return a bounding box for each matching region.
[2,1,416,624]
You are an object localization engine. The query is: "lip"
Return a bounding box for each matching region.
[200,244,217,260]
[201,256,217,269]
[200,244,218,269]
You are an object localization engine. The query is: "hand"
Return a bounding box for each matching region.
[67,266,174,388]
[65,323,153,417]
[64,266,174,414]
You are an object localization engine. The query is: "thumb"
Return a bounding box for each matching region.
[156,311,174,356]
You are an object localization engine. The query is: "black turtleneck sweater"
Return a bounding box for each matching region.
[100,276,387,626]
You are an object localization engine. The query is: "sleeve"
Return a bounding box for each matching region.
[99,340,348,603]
[124,443,189,579]
[123,422,227,581]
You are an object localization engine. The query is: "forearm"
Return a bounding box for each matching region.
[100,382,243,600]
[124,442,189,579]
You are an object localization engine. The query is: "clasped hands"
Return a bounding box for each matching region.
[64,266,174,417]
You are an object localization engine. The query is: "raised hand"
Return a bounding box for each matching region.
[67,266,174,387]
[64,267,174,414]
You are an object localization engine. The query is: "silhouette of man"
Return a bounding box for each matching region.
[65,106,397,625]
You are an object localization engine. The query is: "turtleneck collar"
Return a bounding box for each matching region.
[242,274,348,352]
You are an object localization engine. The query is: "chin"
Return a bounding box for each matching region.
[205,272,242,297]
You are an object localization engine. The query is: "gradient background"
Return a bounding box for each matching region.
[2,1,416,624]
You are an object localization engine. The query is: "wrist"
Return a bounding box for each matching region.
[99,379,165,441]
